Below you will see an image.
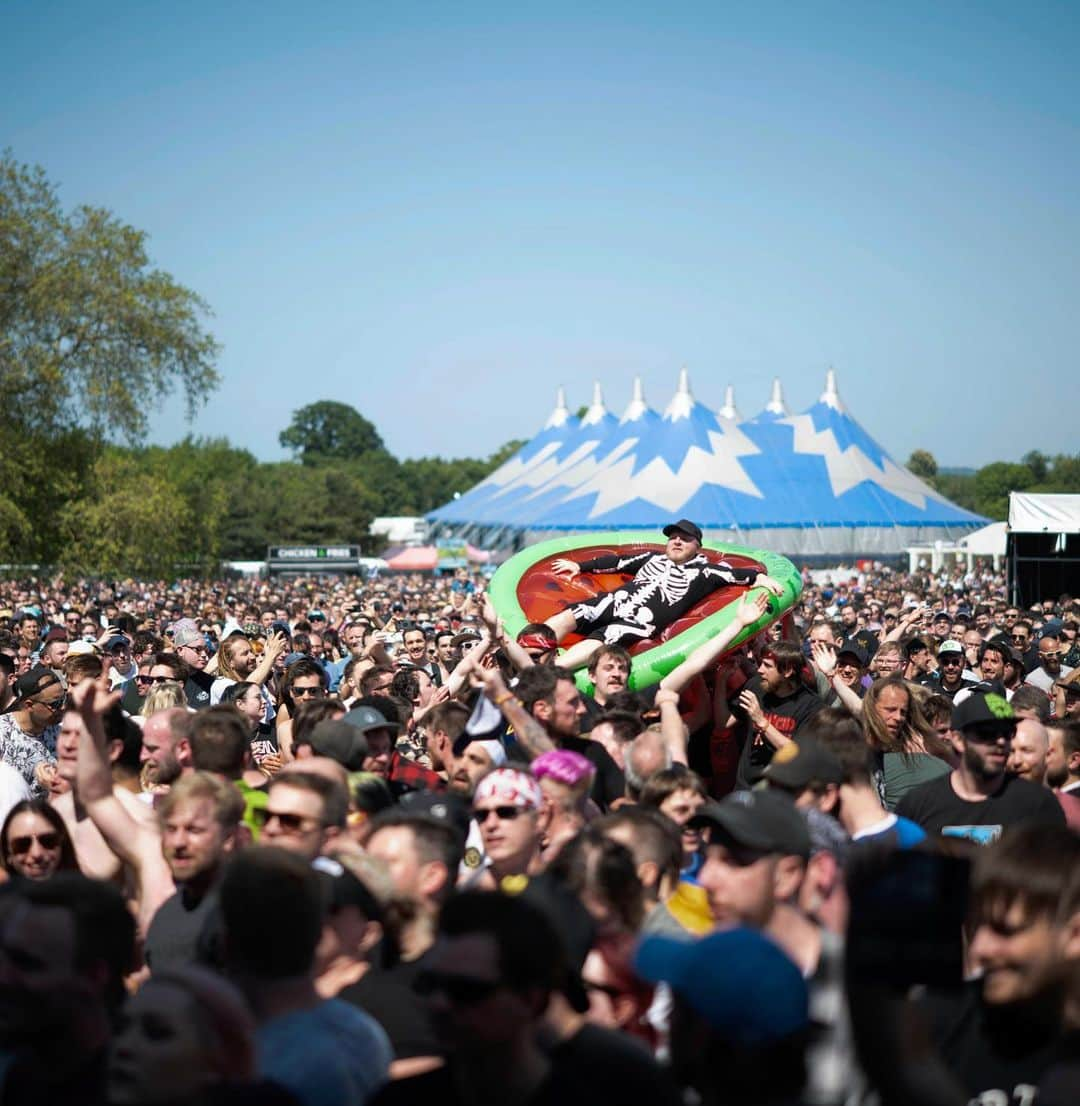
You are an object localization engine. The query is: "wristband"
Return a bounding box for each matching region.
[494,692,516,707]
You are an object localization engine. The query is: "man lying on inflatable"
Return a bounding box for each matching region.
[545,518,786,672]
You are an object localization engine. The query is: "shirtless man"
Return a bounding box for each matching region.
[546,519,784,671]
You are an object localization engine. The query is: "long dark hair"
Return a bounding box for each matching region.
[1,799,81,877]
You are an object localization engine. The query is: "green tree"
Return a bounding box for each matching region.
[907,449,938,479]
[58,452,192,577]
[1022,450,1049,483]
[0,151,220,443]
[279,401,384,464]
[973,461,1036,520]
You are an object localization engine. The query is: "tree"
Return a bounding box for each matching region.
[0,151,220,443]
[279,401,384,464]
[1022,450,1049,483]
[907,449,938,479]
[973,462,1036,520]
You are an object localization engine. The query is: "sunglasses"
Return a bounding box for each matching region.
[146,675,178,686]
[1040,651,1062,661]
[1011,635,1029,643]
[254,809,321,834]
[9,832,61,855]
[291,686,325,699]
[474,805,525,823]
[415,970,499,1005]
[940,655,964,665]
[965,723,1014,744]
[33,695,66,712]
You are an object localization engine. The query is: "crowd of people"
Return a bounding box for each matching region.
[1,525,1079,1106]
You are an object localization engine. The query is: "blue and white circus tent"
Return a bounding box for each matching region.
[427,370,987,556]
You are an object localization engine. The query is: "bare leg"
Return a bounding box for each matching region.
[556,637,603,672]
[545,609,578,642]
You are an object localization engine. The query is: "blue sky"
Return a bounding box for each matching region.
[4,1,1077,468]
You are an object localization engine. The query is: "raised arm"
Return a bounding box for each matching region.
[659,591,770,695]
[248,630,289,687]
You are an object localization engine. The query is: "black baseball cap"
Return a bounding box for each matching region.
[764,738,843,791]
[835,638,868,667]
[9,666,64,709]
[952,691,1015,732]
[690,790,811,859]
[308,720,369,772]
[311,857,383,922]
[662,519,703,543]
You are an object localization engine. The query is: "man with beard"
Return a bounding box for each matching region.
[139,707,194,790]
[1006,717,1050,784]
[1045,719,1080,827]
[1026,633,1074,693]
[0,875,135,1106]
[897,693,1065,842]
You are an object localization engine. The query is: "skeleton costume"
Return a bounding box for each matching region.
[567,550,761,647]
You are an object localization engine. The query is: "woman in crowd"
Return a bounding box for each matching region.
[1,798,81,881]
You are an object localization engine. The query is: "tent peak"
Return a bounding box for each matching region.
[718,384,741,421]
[819,368,846,412]
[621,376,650,422]
[664,367,694,421]
[765,377,790,415]
[544,386,572,429]
[581,380,609,426]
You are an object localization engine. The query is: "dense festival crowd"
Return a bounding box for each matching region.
[1,523,1079,1106]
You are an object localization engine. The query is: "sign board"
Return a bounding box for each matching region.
[266,545,362,573]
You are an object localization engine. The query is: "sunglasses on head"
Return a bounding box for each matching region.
[415,970,499,1005]
[9,832,61,855]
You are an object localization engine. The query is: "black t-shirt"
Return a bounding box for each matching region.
[546,1024,681,1106]
[929,675,976,702]
[144,884,219,971]
[919,983,1069,1101]
[735,680,824,788]
[338,969,443,1061]
[896,772,1066,842]
[185,669,214,710]
[559,735,625,810]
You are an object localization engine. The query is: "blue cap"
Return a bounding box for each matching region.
[634,929,807,1045]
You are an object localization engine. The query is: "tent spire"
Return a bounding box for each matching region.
[664,366,694,421]
[718,384,741,421]
[621,375,648,422]
[819,367,845,412]
[545,386,571,428]
[581,380,609,426]
[765,377,790,415]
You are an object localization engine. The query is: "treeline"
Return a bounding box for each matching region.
[2,401,520,577]
[907,450,1080,520]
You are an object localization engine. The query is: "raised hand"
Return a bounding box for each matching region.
[734,590,770,628]
[754,574,785,598]
[551,558,581,581]
[811,639,837,676]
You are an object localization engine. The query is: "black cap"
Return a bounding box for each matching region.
[343,705,401,735]
[662,519,703,543]
[690,790,811,859]
[308,720,369,772]
[835,638,868,667]
[9,666,63,709]
[951,691,1015,731]
[397,791,472,843]
[764,738,843,790]
[311,857,383,922]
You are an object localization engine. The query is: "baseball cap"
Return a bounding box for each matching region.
[308,720,369,772]
[690,789,811,859]
[105,635,129,652]
[43,627,68,644]
[9,666,64,709]
[343,705,401,735]
[763,738,843,791]
[311,857,383,922]
[952,691,1015,731]
[835,638,868,667]
[662,518,703,543]
[635,928,808,1045]
[938,639,964,656]
[397,791,472,842]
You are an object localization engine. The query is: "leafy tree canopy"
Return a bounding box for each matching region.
[279,400,384,464]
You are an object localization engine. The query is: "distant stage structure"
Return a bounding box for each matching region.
[427,370,987,558]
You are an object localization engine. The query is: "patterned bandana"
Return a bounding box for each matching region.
[473,768,543,812]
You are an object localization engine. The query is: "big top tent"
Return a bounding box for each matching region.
[428,370,987,557]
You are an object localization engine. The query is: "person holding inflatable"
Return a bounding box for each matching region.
[545,519,786,672]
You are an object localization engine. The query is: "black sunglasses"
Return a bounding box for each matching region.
[291,686,325,699]
[253,809,319,833]
[416,970,499,1005]
[965,723,1014,744]
[9,832,61,854]
[474,806,524,823]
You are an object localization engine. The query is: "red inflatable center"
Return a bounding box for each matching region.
[514,543,767,656]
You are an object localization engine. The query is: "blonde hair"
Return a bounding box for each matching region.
[141,680,187,718]
[157,770,245,832]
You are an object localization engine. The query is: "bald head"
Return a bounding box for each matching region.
[140,708,193,785]
[1007,717,1049,784]
[625,728,672,800]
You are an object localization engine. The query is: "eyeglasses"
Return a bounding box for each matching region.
[474,805,525,823]
[1040,651,1061,661]
[9,832,61,854]
[33,695,66,712]
[415,970,499,1005]
[254,809,321,834]
[181,644,209,655]
[291,685,325,699]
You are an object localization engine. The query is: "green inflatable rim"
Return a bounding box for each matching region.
[488,531,803,694]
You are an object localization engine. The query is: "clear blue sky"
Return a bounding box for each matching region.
[5,1,1077,468]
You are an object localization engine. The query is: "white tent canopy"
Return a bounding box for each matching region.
[1009,493,1080,534]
